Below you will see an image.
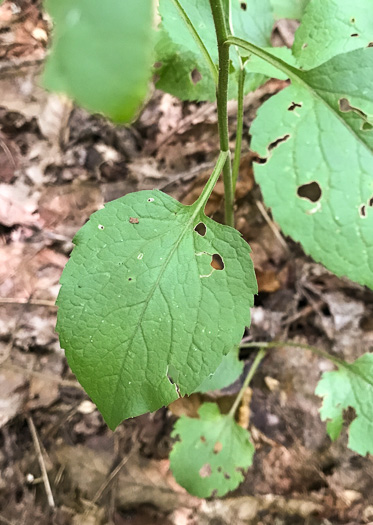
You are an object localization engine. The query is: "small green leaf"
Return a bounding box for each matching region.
[170,403,254,497]
[270,0,309,20]
[316,354,373,456]
[251,48,373,288]
[293,0,373,69]
[43,0,154,122]
[56,190,257,429]
[194,345,243,393]
[156,0,274,101]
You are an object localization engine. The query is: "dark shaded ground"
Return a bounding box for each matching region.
[0,2,372,524]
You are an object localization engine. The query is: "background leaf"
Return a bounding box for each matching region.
[315,354,373,456]
[56,190,257,429]
[194,345,243,393]
[293,0,373,69]
[251,48,373,289]
[156,0,274,101]
[43,0,154,122]
[270,0,309,20]
[170,403,254,497]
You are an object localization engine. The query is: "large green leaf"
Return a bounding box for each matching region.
[293,0,373,69]
[249,46,373,288]
[155,0,274,101]
[56,190,257,429]
[43,0,154,122]
[170,403,254,497]
[316,354,373,456]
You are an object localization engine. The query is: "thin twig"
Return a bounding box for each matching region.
[0,514,15,525]
[26,416,55,508]
[256,200,289,252]
[0,297,56,307]
[91,452,133,506]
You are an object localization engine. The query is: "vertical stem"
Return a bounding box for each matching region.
[209,0,234,227]
[232,65,246,192]
[228,348,266,419]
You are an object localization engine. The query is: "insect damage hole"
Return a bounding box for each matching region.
[191,68,202,85]
[297,182,322,203]
[369,197,373,207]
[98,224,104,230]
[199,464,212,478]
[288,102,302,111]
[268,134,290,151]
[194,222,207,236]
[360,205,367,218]
[211,253,224,271]
[240,2,247,10]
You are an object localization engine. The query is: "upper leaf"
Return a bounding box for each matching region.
[293,0,373,69]
[56,190,257,429]
[170,403,254,497]
[155,0,274,101]
[315,353,373,456]
[43,0,154,122]
[251,47,373,288]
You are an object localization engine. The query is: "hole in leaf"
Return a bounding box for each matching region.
[211,253,224,271]
[98,224,104,230]
[128,278,132,281]
[369,197,373,207]
[147,198,154,202]
[129,217,139,224]
[191,68,202,85]
[199,464,212,478]
[268,134,290,151]
[302,43,308,50]
[213,441,223,454]
[224,473,231,480]
[240,2,247,9]
[362,121,373,131]
[297,182,322,203]
[350,33,359,37]
[194,222,207,236]
[339,98,368,122]
[368,42,373,47]
[351,17,356,23]
[154,61,162,69]
[255,156,268,165]
[288,102,302,111]
[200,435,206,443]
[360,204,367,218]
[167,374,174,385]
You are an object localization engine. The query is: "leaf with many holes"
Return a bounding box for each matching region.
[170,403,254,497]
[155,0,273,102]
[56,190,257,429]
[194,345,243,393]
[250,47,373,288]
[293,0,373,69]
[269,0,309,20]
[43,0,154,122]
[315,353,373,456]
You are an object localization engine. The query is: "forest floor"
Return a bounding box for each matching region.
[0,2,372,524]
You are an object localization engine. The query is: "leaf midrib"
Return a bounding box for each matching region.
[109,202,203,424]
[225,36,373,156]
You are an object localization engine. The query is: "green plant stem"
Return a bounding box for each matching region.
[209,0,234,227]
[228,348,266,418]
[171,0,218,85]
[240,341,348,369]
[193,150,229,211]
[232,66,246,192]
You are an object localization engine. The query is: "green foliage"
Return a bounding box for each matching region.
[270,0,309,19]
[56,190,257,429]
[194,345,243,393]
[170,403,254,497]
[316,354,373,456]
[43,0,154,122]
[293,0,373,69]
[155,0,273,101]
[250,45,373,289]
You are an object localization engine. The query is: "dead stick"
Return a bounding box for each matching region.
[26,416,55,508]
